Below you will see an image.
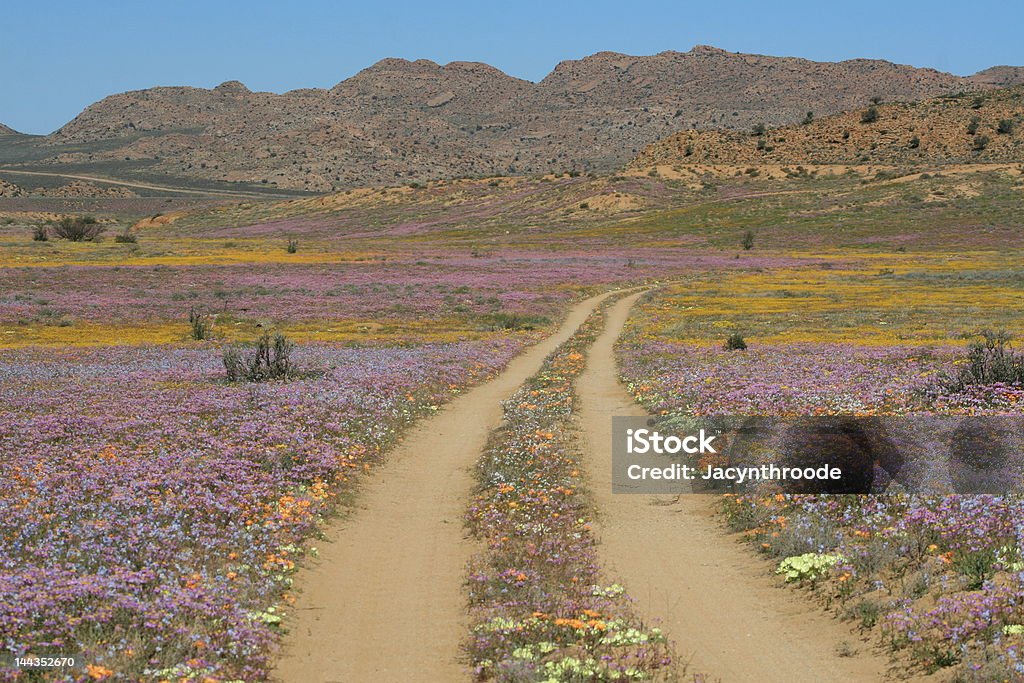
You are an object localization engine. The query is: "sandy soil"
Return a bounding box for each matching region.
[274,289,631,682]
[576,292,913,683]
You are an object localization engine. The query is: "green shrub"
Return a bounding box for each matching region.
[52,215,104,242]
[973,134,990,151]
[724,333,747,351]
[953,549,997,590]
[223,332,295,382]
[852,599,882,629]
[860,106,879,123]
[928,331,1024,398]
[32,225,48,241]
[286,238,298,253]
[188,307,213,340]
[741,230,755,251]
[114,229,137,243]
[997,119,1016,135]
[479,312,550,331]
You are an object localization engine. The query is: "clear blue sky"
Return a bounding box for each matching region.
[2,0,1021,135]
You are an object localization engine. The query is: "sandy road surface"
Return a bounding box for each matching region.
[577,292,905,683]
[274,289,632,683]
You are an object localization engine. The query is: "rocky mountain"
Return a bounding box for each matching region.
[630,86,1024,168]
[969,66,1024,88]
[8,46,1020,191]
[0,123,18,135]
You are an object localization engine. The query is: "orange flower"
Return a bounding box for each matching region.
[87,665,114,680]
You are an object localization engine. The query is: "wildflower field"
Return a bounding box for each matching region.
[1,166,1023,680]
[617,234,1024,679]
[0,340,525,680]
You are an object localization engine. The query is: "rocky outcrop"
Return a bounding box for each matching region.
[630,85,1024,168]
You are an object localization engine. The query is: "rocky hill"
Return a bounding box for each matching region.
[630,86,1024,168]
[0,123,18,135]
[970,66,1024,88]
[7,46,1022,191]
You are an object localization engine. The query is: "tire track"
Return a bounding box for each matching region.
[274,289,633,682]
[576,292,905,683]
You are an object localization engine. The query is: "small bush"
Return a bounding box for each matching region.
[973,134,990,151]
[286,238,298,253]
[189,307,213,340]
[908,135,920,149]
[860,106,879,124]
[996,119,1016,135]
[32,225,48,241]
[933,331,1024,396]
[114,229,137,243]
[852,599,882,629]
[741,230,755,251]
[52,215,104,242]
[966,116,981,135]
[953,549,997,590]
[801,111,814,126]
[479,312,550,331]
[223,332,295,382]
[724,333,747,351]
[751,122,766,136]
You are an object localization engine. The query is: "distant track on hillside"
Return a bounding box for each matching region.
[0,168,296,199]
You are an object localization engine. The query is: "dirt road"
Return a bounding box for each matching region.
[576,292,899,683]
[0,168,293,198]
[274,289,629,683]
[277,288,910,683]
